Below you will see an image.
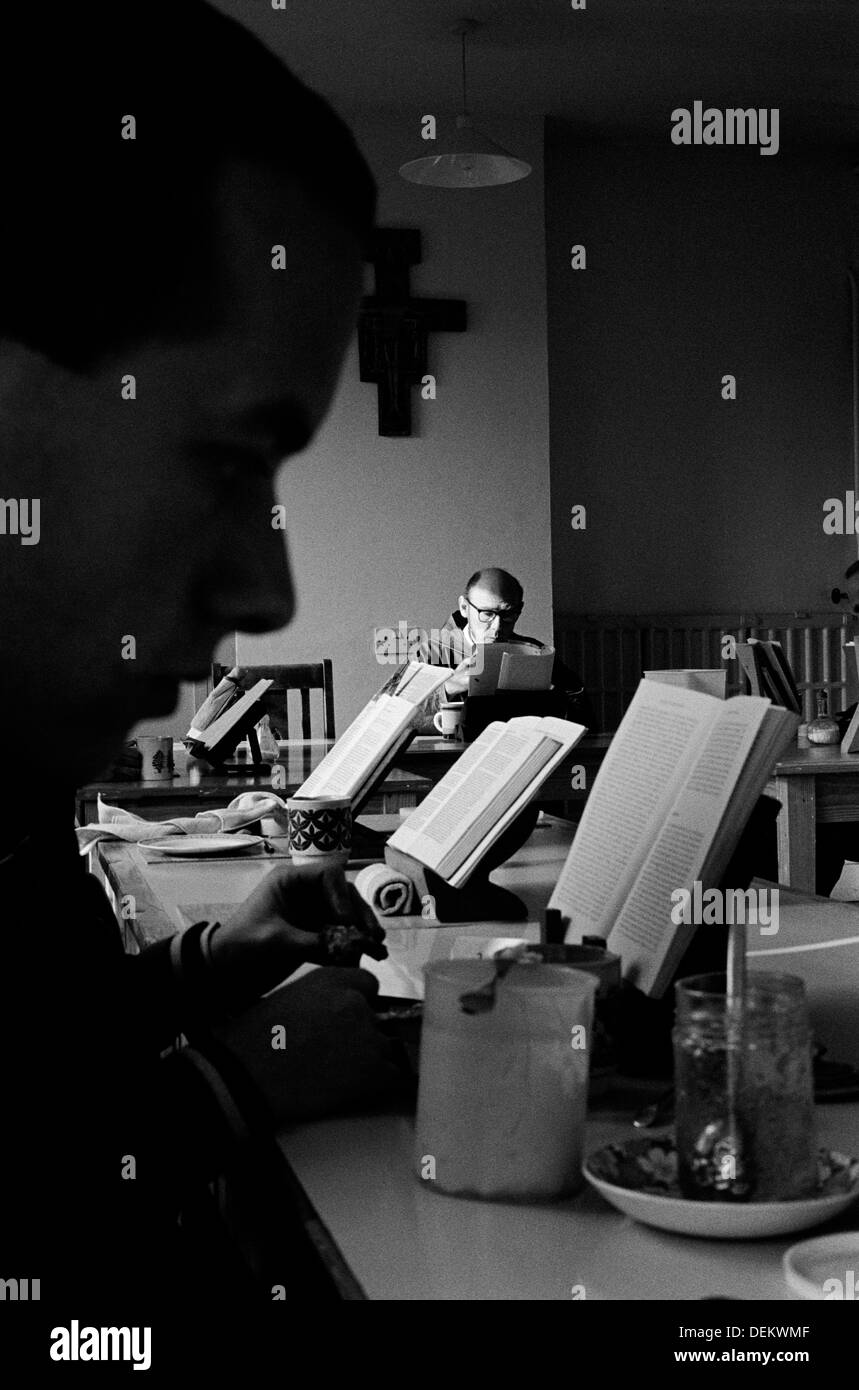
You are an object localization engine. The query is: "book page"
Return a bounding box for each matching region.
[448,718,584,885]
[296,663,448,801]
[549,680,723,936]
[497,648,554,692]
[606,695,772,996]
[466,643,513,696]
[389,716,583,881]
[696,705,797,889]
[200,679,273,747]
[392,662,450,706]
[297,695,406,800]
[387,722,514,861]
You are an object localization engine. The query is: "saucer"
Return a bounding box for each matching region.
[783,1232,859,1299]
[146,834,263,857]
[583,1136,859,1239]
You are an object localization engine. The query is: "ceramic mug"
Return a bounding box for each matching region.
[415,960,597,1200]
[286,795,352,867]
[433,703,464,740]
[133,736,174,782]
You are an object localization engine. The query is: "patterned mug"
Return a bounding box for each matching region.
[133,735,174,782]
[286,796,352,867]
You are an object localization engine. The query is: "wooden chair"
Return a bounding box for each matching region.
[211,661,335,741]
[171,1043,362,1304]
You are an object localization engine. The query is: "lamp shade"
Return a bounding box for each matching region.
[399,114,531,188]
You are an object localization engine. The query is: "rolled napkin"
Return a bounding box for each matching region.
[354,861,416,916]
[75,790,288,853]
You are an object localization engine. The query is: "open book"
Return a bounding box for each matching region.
[736,638,801,714]
[185,677,273,764]
[295,661,449,809]
[467,641,553,696]
[548,679,798,997]
[387,715,586,886]
[497,646,555,693]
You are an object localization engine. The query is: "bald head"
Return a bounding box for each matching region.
[459,568,524,644]
[464,568,523,607]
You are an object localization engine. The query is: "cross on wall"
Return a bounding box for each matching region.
[358,228,467,437]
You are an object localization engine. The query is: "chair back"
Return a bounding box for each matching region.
[172,1044,361,1302]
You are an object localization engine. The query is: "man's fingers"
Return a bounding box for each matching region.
[320,865,355,919]
[346,883,385,938]
[250,865,387,960]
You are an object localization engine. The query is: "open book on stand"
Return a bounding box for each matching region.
[295,661,449,812]
[736,638,802,714]
[185,676,274,765]
[548,678,798,997]
[387,715,586,887]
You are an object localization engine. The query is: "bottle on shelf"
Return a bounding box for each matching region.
[806,690,840,745]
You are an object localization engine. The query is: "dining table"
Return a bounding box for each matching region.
[766,741,859,892]
[93,814,859,1302]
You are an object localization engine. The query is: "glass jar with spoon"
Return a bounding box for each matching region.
[673,971,817,1202]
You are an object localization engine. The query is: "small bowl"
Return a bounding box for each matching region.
[584,1137,859,1240]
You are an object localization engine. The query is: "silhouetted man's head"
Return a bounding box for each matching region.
[0,3,376,783]
[458,568,525,645]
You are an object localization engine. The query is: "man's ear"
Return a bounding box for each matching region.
[457,595,468,619]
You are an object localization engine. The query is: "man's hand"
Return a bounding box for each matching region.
[212,967,407,1122]
[207,864,387,1011]
[443,655,476,697]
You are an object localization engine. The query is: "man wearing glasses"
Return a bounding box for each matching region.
[418,567,594,728]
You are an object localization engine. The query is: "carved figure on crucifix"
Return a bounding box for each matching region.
[359,229,466,436]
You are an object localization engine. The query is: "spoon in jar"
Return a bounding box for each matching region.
[458,944,537,1014]
[690,920,754,1199]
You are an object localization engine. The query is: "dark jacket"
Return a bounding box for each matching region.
[0,812,251,1320]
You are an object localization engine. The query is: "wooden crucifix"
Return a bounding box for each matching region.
[359,229,467,437]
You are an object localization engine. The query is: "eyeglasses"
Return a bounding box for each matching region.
[465,597,522,625]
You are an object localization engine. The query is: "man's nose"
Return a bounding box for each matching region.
[201,522,296,635]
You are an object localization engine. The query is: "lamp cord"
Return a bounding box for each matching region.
[461,30,468,115]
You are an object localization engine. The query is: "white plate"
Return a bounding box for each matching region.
[783,1233,859,1299]
[146,835,263,857]
[584,1138,859,1240]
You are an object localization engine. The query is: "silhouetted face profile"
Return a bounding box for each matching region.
[0,162,363,784]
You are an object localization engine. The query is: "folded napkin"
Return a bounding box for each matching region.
[354,862,416,916]
[75,790,288,853]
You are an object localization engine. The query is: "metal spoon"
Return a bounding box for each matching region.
[458,945,535,1014]
[690,921,754,1199]
[633,1086,675,1129]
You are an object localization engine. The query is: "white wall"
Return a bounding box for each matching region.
[237,114,553,732]
[133,115,551,741]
